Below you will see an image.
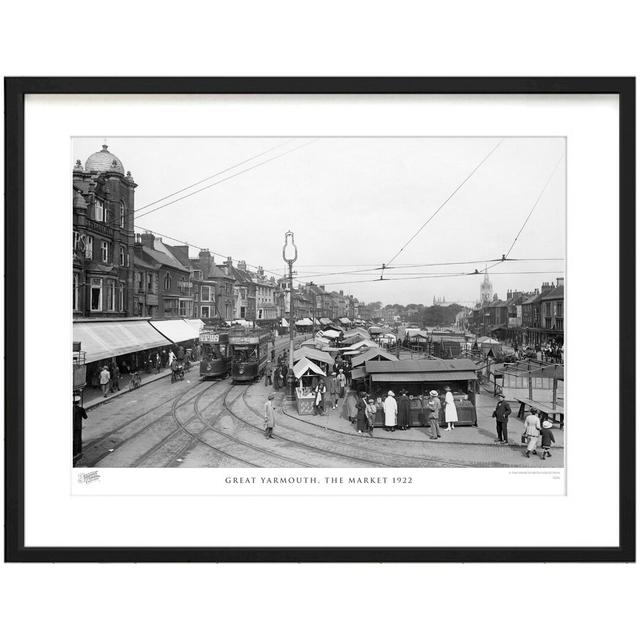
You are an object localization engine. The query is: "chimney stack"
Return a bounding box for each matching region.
[556,277,565,287]
[139,232,155,249]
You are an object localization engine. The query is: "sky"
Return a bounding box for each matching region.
[73,137,566,306]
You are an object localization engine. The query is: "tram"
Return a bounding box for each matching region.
[199,329,231,379]
[229,328,272,383]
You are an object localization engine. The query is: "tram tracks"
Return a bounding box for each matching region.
[240,388,471,468]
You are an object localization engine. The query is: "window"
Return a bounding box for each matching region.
[118,284,125,312]
[136,271,144,293]
[101,241,110,263]
[73,273,79,311]
[193,270,202,281]
[119,202,125,228]
[85,235,93,259]
[201,285,211,302]
[179,300,187,317]
[90,278,102,311]
[120,246,126,266]
[163,272,172,290]
[240,306,246,319]
[201,305,210,318]
[94,199,105,222]
[147,272,154,293]
[105,280,115,311]
[556,301,563,317]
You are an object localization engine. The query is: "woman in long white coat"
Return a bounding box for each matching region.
[443,386,458,430]
[383,390,398,432]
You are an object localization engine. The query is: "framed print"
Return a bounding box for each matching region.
[4,77,635,562]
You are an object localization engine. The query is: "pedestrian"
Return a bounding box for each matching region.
[522,408,541,458]
[110,361,121,392]
[443,386,458,431]
[365,398,377,435]
[327,371,339,409]
[383,390,398,432]
[426,390,442,439]
[73,395,87,461]
[337,369,347,398]
[540,420,556,460]
[346,390,358,424]
[397,389,411,431]
[264,392,276,439]
[491,393,512,444]
[168,350,176,367]
[313,382,325,416]
[264,360,273,386]
[99,365,111,397]
[356,391,367,434]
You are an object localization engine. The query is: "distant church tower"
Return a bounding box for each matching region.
[480,267,493,305]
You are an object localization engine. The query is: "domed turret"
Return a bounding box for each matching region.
[85,144,125,175]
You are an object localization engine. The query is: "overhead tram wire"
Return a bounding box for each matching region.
[134,139,316,221]
[504,152,565,258]
[134,140,293,213]
[384,138,504,268]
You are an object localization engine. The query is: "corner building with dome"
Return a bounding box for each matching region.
[73,145,137,317]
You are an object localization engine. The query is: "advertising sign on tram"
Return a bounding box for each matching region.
[200,331,220,343]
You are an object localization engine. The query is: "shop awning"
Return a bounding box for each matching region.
[371,371,476,383]
[186,319,204,333]
[293,357,326,379]
[74,320,170,364]
[150,319,199,344]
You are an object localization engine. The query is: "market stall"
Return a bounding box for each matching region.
[293,357,326,415]
[363,359,479,427]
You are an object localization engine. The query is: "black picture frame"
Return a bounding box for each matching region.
[4,77,635,563]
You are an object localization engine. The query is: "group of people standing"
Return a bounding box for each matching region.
[265,355,290,391]
[492,394,556,459]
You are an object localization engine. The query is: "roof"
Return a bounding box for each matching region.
[293,357,325,379]
[293,347,335,366]
[351,348,399,368]
[85,144,124,175]
[541,285,564,301]
[371,371,477,383]
[365,358,478,374]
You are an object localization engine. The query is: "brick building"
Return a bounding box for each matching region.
[72,145,136,317]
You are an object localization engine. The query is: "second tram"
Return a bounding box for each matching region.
[229,329,272,382]
[199,329,231,379]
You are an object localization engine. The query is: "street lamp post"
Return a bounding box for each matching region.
[282,231,298,401]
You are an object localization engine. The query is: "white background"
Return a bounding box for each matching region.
[27,94,605,547]
[1,2,638,640]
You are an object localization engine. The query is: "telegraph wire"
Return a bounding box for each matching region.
[134,139,315,220]
[134,140,292,212]
[385,138,504,266]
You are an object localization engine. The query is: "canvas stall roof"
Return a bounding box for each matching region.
[348,339,378,350]
[319,317,332,324]
[293,346,335,366]
[342,350,361,356]
[366,358,478,375]
[369,326,383,334]
[477,336,499,343]
[149,319,199,344]
[293,357,326,379]
[320,329,341,339]
[339,317,351,324]
[371,371,476,383]
[295,318,313,326]
[343,328,370,339]
[280,318,289,327]
[351,347,399,368]
[74,320,170,364]
[312,335,331,345]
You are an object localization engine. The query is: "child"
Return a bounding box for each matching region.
[539,420,556,460]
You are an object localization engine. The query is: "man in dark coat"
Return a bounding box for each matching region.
[397,389,411,430]
[73,395,87,463]
[492,393,512,444]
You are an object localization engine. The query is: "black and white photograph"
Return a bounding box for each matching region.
[72,136,566,471]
